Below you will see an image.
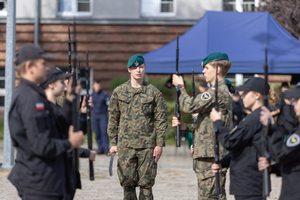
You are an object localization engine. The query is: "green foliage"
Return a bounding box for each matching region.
[109,76,196,144]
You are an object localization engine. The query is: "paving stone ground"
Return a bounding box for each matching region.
[0,143,281,200]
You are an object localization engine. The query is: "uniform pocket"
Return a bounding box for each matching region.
[141,96,154,115]
[118,93,131,113]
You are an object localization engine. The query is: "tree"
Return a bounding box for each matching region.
[258,0,300,40]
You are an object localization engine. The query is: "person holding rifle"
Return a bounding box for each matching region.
[258,82,300,200]
[107,54,168,200]
[210,77,272,200]
[8,44,85,200]
[172,52,233,200]
[40,67,96,200]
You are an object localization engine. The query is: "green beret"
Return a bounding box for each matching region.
[127,54,145,68]
[201,52,229,68]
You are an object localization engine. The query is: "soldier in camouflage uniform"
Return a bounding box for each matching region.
[107,54,168,200]
[172,52,233,200]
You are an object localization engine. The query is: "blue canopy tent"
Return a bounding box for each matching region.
[143,11,300,74]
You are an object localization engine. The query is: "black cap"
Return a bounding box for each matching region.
[236,77,270,94]
[284,82,300,99]
[40,67,72,89]
[14,44,58,65]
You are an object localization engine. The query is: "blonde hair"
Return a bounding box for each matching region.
[268,87,279,105]
[14,58,40,76]
[210,60,232,77]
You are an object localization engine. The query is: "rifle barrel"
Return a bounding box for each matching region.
[214,61,221,198]
[175,33,180,147]
[68,24,72,73]
[85,50,94,181]
[262,43,270,197]
[72,18,79,172]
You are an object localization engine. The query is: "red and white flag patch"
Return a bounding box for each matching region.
[36,103,45,111]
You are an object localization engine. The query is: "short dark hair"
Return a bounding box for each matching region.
[94,80,101,84]
[281,82,289,88]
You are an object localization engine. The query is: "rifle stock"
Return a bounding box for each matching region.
[175,33,180,147]
[85,50,94,181]
[214,61,221,199]
[262,44,270,197]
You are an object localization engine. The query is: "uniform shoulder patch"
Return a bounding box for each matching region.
[229,125,238,134]
[286,133,300,147]
[201,92,211,101]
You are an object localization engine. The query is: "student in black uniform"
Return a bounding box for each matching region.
[8,44,85,200]
[210,77,271,200]
[40,67,97,200]
[258,82,300,200]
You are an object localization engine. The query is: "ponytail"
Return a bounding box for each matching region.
[268,87,279,105]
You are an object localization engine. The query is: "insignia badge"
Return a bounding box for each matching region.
[134,61,139,66]
[36,103,45,111]
[286,133,300,147]
[211,87,215,91]
[201,92,211,101]
[230,125,238,134]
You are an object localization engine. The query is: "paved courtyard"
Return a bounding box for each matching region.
[0,143,281,200]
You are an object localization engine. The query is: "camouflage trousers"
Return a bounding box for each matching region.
[194,158,227,200]
[117,147,157,200]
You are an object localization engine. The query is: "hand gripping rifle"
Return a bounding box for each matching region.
[214,61,221,199]
[72,19,79,172]
[262,44,270,198]
[175,33,180,147]
[85,50,95,181]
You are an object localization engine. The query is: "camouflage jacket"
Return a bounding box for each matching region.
[107,80,168,148]
[179,79,232,159]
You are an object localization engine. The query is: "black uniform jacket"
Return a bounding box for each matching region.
[50,102,90,191]
[8,78,72,196]
[268,125,300,200]
[214,107,270,196]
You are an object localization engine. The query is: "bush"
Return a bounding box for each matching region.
[110,76,197,144]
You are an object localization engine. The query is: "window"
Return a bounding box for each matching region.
[57,0,92,16]
[141,0,176,17]
[0,0,7,16]
[223,0,256,12]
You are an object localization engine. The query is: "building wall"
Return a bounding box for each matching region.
[0,23,192,92]
[12,0,222,21]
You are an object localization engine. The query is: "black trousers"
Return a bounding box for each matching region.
[19,194,63,200]
[235,195,266,200]
[18,188,63,200]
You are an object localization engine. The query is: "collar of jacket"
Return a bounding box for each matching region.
[19,77,47,98]
[126,80,147,94]
[210,79,226,89]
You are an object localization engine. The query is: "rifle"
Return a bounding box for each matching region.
[214,61,221,199]
[68,24,72,73]
[175,33,180,147]
[72,19,79,172]
[85,50,94,181]
[262,44,270,197]
[191,68,196,170]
